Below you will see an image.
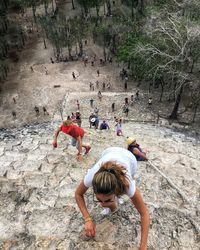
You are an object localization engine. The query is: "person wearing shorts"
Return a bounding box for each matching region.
[53,120,91,161]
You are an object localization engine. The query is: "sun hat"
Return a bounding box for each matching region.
[127,137,136,145]
[91,117,96,123]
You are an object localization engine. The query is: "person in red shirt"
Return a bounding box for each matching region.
[53,120,91,161]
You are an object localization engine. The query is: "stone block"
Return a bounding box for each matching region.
[26,208,71,237]
[0,213,24,239]
[21,138,33,147]
[6,170,24,180]
[48,175,60,188]
[39,193,58,208]
[5,151,26,162]
[0,147,5,156]
[40,162,55,173]
[21,140,38,151]
[46,154,65,164]
[58,185,75,198]
[52,163,69,177]
[39,144,53,153]
[27,151,46,161]
[24,197,49,212]
[0,161,12,176]
[24,173,48,188]
[0,179,15,194]
[18,160,42,172]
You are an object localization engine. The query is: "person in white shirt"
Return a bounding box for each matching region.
[75,147,150,250]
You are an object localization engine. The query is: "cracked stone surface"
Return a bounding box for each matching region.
[0,121,199,250]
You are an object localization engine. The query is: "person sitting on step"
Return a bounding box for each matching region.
[127,137,148,161]
[100,120,110,130]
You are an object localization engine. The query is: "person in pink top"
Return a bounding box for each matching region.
[115,118,123,136]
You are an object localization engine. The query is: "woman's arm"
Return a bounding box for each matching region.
[133,148,148,161]
[131,188,150,250]
[75,180,96,237]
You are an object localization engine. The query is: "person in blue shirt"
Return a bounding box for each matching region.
[127,137,148,161]
[100,120,110,130]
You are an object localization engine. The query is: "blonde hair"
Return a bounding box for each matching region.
[92,161,130,196]
[63,120,73,126]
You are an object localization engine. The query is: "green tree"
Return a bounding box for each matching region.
[191,85,200,123]
[24,0,41,23]
[182,0,200,21]
[68,17,89,56]
[135,16,200,118]
[91,0,103,17]
[71,0,75,10]
[39,13,88,58]
[93,23,111,61]
[0,0,25,82]
[41,0,49,15]
[77,0,91,15]
[117,12,200,119]
[122,0,145,19]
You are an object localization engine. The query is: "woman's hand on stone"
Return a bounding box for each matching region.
[53,140,57,148]
[84,221,96,237]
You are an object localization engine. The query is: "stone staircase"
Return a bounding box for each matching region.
[0,119,199,249]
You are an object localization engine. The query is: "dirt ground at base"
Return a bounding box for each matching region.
[1,34,199,134]
[0,34,144,128]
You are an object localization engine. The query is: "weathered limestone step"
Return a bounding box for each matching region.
[0,120,199,249]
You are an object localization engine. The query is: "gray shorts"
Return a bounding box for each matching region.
[71,138,80,149]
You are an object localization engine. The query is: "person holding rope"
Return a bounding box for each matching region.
[53,119,91,161]
[127,137,148,161]
[75,147,150,250]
